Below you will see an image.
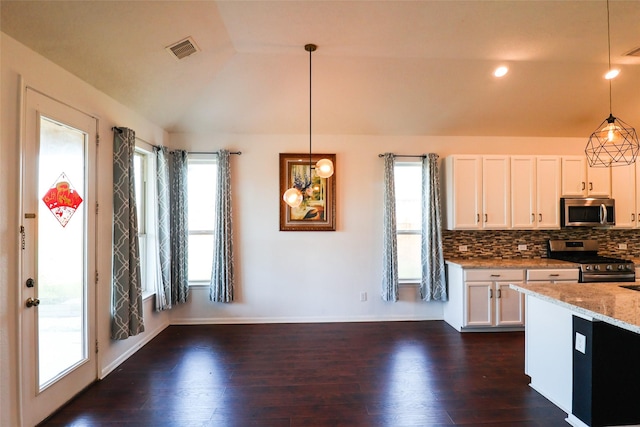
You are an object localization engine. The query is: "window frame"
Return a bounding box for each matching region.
[133,143,156,298]
[394,161,423,284]
[187,154,218,285]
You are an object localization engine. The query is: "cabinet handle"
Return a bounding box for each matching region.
[549,274,560,277]
[484,214,488,222]
[477,213,480,223]
[589,182,593,191]
[489,289,493,298]
[490,274,501,277]
[539,214,542,222]
[531,213,535,223]
[633,213,636,222]
[497,289,501,298]
[581,182,586,191]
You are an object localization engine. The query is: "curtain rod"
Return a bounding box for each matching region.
[189,151,242,155]
[111,127,241,155]
[378,153,426,158]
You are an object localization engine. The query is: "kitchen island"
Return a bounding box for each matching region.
[511,282,640,427]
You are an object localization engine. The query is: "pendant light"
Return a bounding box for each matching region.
[585,0,640,167]
[282,44,334,208]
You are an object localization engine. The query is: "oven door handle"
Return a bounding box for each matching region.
[581,273,635,282]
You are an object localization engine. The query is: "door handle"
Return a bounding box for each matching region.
[26,297,40,308]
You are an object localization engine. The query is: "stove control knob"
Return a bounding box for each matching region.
[594,265,600,271]
[585,265,591,271]
[606,265,612,271]
[618,265,625,270]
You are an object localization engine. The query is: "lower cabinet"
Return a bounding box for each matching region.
[444,265,524,331]
[445,264,580,332]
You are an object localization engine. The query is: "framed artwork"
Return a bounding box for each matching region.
[279,153,336,231]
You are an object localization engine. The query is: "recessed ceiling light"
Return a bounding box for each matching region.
[604,69,620,80]
[493,66,509,78]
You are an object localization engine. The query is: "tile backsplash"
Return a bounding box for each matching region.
[443,229,640,259]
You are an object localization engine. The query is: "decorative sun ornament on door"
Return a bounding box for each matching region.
[585,0,640,167]
[41,172,83,227]
[282,44,334,209]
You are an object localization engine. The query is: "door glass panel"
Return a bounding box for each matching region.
[37,116,87,390]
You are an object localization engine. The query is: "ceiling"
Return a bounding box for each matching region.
[2,0,640,138]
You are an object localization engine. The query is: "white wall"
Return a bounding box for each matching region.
[167,133,588,324]
[1,33,171,426]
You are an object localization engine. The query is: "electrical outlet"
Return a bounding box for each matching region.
[518,244,527,251]
[458,245,468,252]
[360,291,367,302]
[618,243,628,250]
[575,332,586,354]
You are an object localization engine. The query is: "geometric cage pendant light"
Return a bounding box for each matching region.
[585,0,640,167]
[283,44,334,208]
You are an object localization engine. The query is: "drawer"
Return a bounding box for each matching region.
[526,269,579,282]
[464,269,524,282]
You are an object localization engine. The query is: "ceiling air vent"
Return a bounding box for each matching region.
[166,37,200,60]
[624,46,640,57]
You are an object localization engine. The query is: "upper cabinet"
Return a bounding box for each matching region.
[611,162,639,228]
[444,155,510,230]
[561,156,611,197]
[511,156,561,229]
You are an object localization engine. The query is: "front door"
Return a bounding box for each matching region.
[20,87,97,426]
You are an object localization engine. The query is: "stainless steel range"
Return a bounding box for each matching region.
[547,239,635,283]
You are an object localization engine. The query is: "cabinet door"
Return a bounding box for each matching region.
[465,282,493,327]
[562,156,587,197]
[587,164,611,197]
[495,282,524,326]
[511,156,536,229]
[611,164,636,228]
[482,156,510,229]
[536,157,561,228]
[446,156,482,229]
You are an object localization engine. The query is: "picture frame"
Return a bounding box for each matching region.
[279,153,336,231]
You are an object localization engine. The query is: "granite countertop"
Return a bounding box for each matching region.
[445,258,577,269]
[511,282,640,334]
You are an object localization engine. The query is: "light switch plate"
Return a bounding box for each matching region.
[575,332,586,354]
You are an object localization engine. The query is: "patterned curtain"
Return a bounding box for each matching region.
[420,154,447,301]
[170,150,189,304]
[111,127,144,339]
[153,146,171,311]
[381,153,399,302]
[210,150,235,302]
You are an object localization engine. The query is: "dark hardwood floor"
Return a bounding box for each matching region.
[41,321,568,426]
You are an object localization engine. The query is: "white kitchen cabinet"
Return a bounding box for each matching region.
[561,156,611,197]
[445,155,482,229]
[510,156,561,229]
[445,155,510,230]
[526,268,579,283]
[444,265,524,331]
[611,162,638,228]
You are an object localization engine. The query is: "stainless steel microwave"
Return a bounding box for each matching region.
[560,198,615,227]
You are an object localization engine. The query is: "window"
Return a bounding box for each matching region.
[394,162,422,282]
[187,155,218,283]
[133,146,156,295]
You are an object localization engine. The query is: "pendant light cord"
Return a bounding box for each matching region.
[308,44,313,178]
[607,0,612,115]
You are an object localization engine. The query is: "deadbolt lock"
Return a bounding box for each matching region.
[26,278,34,288]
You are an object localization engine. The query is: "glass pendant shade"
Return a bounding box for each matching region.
[315,158,334,178]
[283,187,303,208]
[585,114,640,167]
